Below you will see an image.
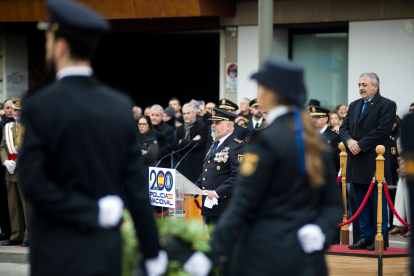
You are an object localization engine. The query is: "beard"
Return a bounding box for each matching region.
[359,90,367,99]
[211,128,226,138]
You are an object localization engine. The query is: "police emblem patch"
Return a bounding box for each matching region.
[391,147,396,155]
[240,153,259,177]
[238,154,244,162]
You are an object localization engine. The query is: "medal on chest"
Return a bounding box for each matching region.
[214,147,230,163]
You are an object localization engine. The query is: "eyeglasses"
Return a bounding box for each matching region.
[138,123,148,126]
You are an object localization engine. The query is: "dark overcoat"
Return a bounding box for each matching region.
[194,133,244,217]
[211,113,343,276]
[154,120,174,168]
[19,76,159,276]
[174,118,208,182]
[339,93,396,184]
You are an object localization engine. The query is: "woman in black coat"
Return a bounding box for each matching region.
[207,59,343,276]
[137,115,159,168]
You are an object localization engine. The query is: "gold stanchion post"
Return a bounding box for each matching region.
[375,145,385,255]
[339,142,349,245]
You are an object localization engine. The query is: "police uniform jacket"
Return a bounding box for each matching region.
[246,118,266,133]
[233,124,250,142]
[194,133,244,217]
[339,93,396,184]
[0,122,20,182]
[321,126,341,172]
[174,118,209,182]
[211,113,343,276]
[19,76,159,276]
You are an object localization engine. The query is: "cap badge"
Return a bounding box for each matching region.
[212,110,216,116]
[312,107,316,113]
[222,99,225,105]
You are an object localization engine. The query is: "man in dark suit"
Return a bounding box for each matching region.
[151,104,174,168]
[310,106,341,172]
[19,1,167,275]
[194,108,244,225]
[175,103,208,182]
[246,98,265,132]
[340,72,395,251]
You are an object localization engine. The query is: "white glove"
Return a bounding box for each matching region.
[297,224,326,254]
[3,160,16,174]
[184,252,213,276]
[97,195,124,228]
[144,250,169,276]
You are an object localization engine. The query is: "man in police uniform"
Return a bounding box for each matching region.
[0,100,30,247]
[18,1,166,276]
[247,98,266,132]
[195,108,244,225]
[218,99,250,142]
[310,106,341,172]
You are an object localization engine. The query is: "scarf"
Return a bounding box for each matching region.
[184,117,197,139]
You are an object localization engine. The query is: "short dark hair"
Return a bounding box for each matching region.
[411,103,414,107]
[54,31,99,60]
[169,97,181,105]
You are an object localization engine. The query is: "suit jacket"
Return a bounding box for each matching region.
[194,133,244,216]
[321,126,341,172]
[339,93,396,184]
[154,120,174,168]
[211,114,343,276]
[175,118,208,182]
[19,76,159,276]
[0,122,20,182]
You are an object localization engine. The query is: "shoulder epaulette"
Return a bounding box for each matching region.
[234,138,243,144]
[331,129,339,134]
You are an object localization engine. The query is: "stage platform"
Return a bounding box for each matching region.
[326,245,409,276]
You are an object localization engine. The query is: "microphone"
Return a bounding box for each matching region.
[155,142,192,167]
[174,143,199,170]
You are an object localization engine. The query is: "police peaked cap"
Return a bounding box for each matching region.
[208,108,237,122]
[308,99,320,107]
[309,106,330,117]
[251,59,307,106]
[219,99,239,111]
[249,98,261,108]
[37,0,110,41]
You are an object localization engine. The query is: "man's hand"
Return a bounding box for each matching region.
[347,139,361,155]
[205,190,217,199]
[142,150,148,155]
[193,135,201,141]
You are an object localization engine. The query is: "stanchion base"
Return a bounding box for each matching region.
[340,230,349,245]
[375,240,384,255]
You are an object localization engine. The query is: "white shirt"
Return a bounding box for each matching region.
[251,116,264,129]
[319,125,328,134]
[266,105,294,125]
[56,66,93,80]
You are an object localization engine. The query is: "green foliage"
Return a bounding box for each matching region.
[121,211,139,276]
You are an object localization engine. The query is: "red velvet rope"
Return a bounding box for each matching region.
[154,202,183,217]
[338,180,375,228]
[337,176,341,186]
[384,181,411,227]
[194,198,202,210]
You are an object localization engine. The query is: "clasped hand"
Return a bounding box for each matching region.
[204,190,217,199]
[347,139,361,155]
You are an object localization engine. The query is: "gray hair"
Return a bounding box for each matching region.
[183,103,197,113]
[360,72,380,87]
[133,106,142,114]
[151,104,163,113]
[3,99,13,106]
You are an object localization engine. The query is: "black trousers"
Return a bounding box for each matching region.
[0,185,11,235]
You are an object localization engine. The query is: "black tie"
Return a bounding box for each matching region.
[255,123,260,130]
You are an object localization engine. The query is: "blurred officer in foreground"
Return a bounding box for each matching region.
[401,113,414,274]
[309,106,341,172]
[19,1,167,275]
[191,59,342,276]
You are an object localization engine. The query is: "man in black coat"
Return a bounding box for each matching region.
[194,108,244,224]
[310,106,341,172]
[340,72,395,251]
[19,1,166,275]
[175,103,208,182]
[0,100,14,240]
[151,104,174,168]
